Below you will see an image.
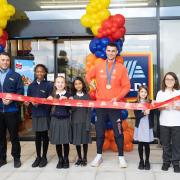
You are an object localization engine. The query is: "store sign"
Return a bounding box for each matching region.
[122,53,153,100]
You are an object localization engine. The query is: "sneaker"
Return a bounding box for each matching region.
[0,159,7,168]
[144,160,150,170]
[75,159,82,166]
[39,157,48,168]
[161,163,170,171]
[119,157,127,168]
[14,158,21,168]
[32,157,41,168]
[91,155,103,167]
[56,157,64,169]
[138,160,144,170]
[82,158,87,166]
[174,165,180,173]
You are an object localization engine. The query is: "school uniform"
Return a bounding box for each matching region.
[71,92,92,145]
[27,79,53,132]
[156,89,180,166]
[134,107,154,142]
[50,90,71,145]
[0,69,24,161]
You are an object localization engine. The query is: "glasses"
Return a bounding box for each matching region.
[165,78,175,82]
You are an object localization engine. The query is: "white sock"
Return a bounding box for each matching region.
[119,156,124,160]
[96,154,102,159]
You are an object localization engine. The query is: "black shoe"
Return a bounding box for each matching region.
[161,163,170,171]
[174,165,180,173]
[0,159,7,167]
[63,158,69,169]
[14,158,21,168]
[39,157,48,168]
[138,160,144,170]
[56,157,64,169]
[81,158,87,166]
[144,160,150,170]
[75,159,82,166]
[32,157,41,168]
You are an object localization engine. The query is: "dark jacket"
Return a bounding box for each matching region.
[0,69,24,112]
[51,92,71,119]
[27,80,53,117]
[134,101,154,129]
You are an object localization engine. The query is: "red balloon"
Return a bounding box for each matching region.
[0,39,6,48]
[111,30,122,40]
[2,31,8,40]
[102,19,112,29]
[113,14,125,27]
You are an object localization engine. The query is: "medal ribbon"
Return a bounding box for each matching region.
[106,59,116,86]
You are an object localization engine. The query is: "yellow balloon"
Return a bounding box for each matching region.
[86,4,97,14]
[80,14,92,27]
[0,28,3,36]
[100,0,110,8]
[0,0,7,4]
[91,24,101,36]
[0,19,7,29]
[7,4,15,16]
[98,9,110,21]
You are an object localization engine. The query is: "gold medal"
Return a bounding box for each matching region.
[106,84,111,89]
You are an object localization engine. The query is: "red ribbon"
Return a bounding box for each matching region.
[0,93,180,110]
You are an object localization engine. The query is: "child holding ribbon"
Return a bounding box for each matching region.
[70,77,91,166]
[134,85,154,170]
[48,76,71,169]
[156,72,180,173]
[26,64,53,168]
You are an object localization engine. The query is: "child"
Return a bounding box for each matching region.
[48,76,71,169]
[156,72,180,173]
[26,64,53,168]
[71,77,91,166]
[134,85,154,170]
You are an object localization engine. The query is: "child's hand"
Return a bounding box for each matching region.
[32,102,38,107]
[2,98,12,105]
[24,101,29,106]
[69,96,73,100]
[60,96,67,100]
[47,96,53,100]
[144,109,150,115]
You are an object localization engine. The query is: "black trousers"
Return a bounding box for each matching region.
[95,108,124,156]
[160,125,180,166]
[0,112,21,160]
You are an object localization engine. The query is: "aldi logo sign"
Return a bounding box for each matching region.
[122,54,153,100]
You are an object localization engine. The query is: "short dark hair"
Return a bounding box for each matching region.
[0,52,10,58]
[106,42,118,50]
[162,72,180,91]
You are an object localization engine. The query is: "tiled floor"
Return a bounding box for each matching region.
[1,142,180,180]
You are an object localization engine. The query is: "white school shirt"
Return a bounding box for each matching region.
[156,89,180,126]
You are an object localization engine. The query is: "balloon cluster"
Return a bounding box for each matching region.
[80,0,111,36]
[97,14,126,42]
[0,31,8,53]
[103,121,134,152]
[89,37,123,59]
[0,0,16,52]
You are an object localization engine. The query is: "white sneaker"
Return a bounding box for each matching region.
[119,157,127,168]
[91,155,103,167]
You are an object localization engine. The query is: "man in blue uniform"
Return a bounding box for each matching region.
[0,52,24,168]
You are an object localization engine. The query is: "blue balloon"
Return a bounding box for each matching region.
[93,38,100,45]
[120,109,128,120]
[0,45,5,53]
[95,51,102,58]
[101,37,110,47]
[97,44,102,51]
[89,40,97,53]
[99,52,107,59]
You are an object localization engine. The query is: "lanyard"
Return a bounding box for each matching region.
[106,59,116,85]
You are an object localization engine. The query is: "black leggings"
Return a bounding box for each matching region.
[56,144,69,159]
[35,131,49,158]
[76,144,88,159]
[138,142,150,161]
